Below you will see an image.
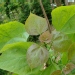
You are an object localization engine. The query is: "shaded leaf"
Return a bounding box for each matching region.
[39,30,52,43]
[52,30,71,52]
[0,21,29,50]
[68,43,75,63]
[63,63,75,75]
[25,13,48,35]
[26,43,49,69]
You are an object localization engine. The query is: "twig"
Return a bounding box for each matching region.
[39,0,51,33]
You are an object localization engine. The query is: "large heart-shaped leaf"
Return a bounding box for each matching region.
[26,43,49,69]
[25,13,48,35]
[51,5,75,34]
[0,42,40,75]
[0,42,57,75]
[52,30,71,52]
[0,21,29,50]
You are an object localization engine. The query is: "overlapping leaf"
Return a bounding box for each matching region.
[41,62,60,75]
[26,43,49,69]
[51,5,75,34]
[68,43,75,63]
[0,42,34,75]
[52,30,71,52]
[25,13,48,35]
[0,21,29,50]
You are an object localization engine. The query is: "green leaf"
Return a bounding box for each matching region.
[0,42,36,75]
[0,21,29,50]
[26,43,49,69]
[41,62,60,75]
[51,5,75,34]
[12,73,18,75]
[68,34,75,42]
[25,13,48,35]
[51,70,61,75]
[41,66,52,75]
[61,52,68,65]
[0,42,50,75]
[52,30,71,52]
[68,43,75,63]
[61,14,75,34]
[29,60,60,75]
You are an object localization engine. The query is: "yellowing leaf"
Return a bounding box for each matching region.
[25,13,48,35]
[51,70,61,75]
[39,31,52,43]
[26,43,49,69]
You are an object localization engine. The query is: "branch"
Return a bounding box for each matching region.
[39,0,51,33]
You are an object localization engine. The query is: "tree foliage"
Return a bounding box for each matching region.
[0,1,75,75]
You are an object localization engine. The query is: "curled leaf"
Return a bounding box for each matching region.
[39,31,52,43]
[26,43,49,69]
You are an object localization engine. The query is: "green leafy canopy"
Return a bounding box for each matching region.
[1,5,75,75]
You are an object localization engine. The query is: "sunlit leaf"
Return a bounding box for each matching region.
[61,52,68,65]
[0,42,36,75]
[52,5,75,34]
[41,66,54,75]
[39,30,52,43]
[25,13,48,35]
[0,21,29,50]
[26,43,49,69]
